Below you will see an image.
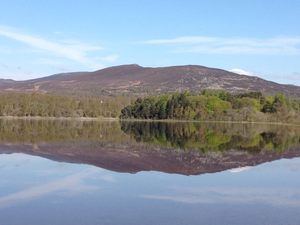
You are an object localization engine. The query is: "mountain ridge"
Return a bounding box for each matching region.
[26,71,86,82]
[1,64,299,97]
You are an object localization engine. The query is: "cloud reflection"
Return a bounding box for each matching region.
[229,166,253,173]
[283,163,300,171]
[140,186,300,207]
[260,159,300,172]
[100,175,117,183]
[0,168,101,208]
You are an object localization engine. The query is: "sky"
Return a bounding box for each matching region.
[0,0,300,85]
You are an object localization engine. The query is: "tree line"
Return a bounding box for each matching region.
[0,92,132,118]
[120,90,300,124]
[2,90,300,124]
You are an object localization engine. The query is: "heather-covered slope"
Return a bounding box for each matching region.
[1,64,300,96]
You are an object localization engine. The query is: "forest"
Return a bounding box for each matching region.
[120,90,300,124]
[2,90,300,125]
[0,92,132,118]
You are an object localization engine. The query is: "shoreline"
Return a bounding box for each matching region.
[0,116,119,121]
[0,116,299,127]
[119,118,300,127]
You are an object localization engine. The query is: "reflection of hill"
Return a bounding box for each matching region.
[1,119,300,175]
[1,141,300,175]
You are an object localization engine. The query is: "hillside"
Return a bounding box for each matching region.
[26,71,86,82]
[0,78,15,84]
[1,64,300,97]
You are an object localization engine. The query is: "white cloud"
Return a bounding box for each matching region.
[102,54,119,62]
[229,69,255,76]
[51,65,70,72]
[35,59,70,72]
[35,58,64,65]
[144,36,219,44]
[285,72,300,80]
[0,26,104,70]
[143,36,300,55]
[0,71,48,81]
[0,47,11,53]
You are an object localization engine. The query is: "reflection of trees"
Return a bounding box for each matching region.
[0,119,131,144]
[120,121,300,153]
[1,119,300,154]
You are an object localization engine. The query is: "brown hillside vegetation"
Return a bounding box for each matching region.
[1,64,300,97]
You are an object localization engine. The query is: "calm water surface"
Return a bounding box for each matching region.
[0,119,300,225]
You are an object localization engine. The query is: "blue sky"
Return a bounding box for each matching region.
[0,0,300,85]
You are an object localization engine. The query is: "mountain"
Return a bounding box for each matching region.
[0,64,300,96]
[26,71,86,82]
[0,78,15,84]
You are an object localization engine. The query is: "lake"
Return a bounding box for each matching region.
[0,119,300,225]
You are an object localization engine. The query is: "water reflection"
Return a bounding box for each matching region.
[1,153,300,225]
[121,121,300,153]
[1,119,300,224]
[1,119,300,153]
[140,186,300,206]
[0,153,108,208]
[0,167,100,209]
[0,119,131,144]
[1,119,300,175]
[140,158,300,208]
